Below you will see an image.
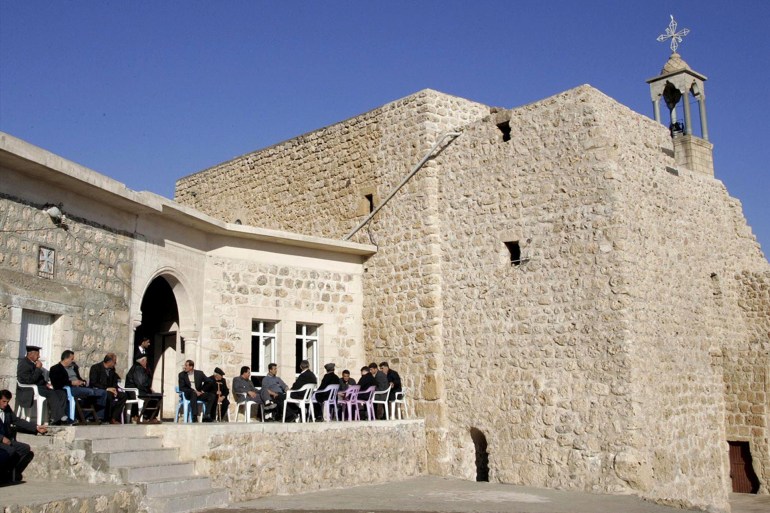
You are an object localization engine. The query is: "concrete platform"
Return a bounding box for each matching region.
[205,476,770,513]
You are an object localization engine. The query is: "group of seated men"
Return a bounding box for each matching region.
[14,342,403,426]
[16,345,130,426]
[231,359,402,422]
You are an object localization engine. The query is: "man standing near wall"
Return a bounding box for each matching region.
[16,346,69,425]
[134,336,152,371]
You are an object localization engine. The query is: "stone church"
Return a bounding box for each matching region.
[1,48,768,511]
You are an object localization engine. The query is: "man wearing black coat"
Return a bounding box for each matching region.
[287,360,317,420]
[313,362,340,420]
[178,360,216,422]
[49,350,108,420]
[16,346,69,425]
[89,353,127,424]
[0,389,47,483]
[125,355,161,423]
[202,367,229,422]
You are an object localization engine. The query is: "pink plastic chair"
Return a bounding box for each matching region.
[338,385,360,421]
[355,386,376,421]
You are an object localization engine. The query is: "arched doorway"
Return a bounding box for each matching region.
[470,427,490,482]
[137,276,181,419]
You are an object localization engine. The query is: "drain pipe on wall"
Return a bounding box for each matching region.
[343,131,462,241]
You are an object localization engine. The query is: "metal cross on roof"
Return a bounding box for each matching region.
[657,14,690,52]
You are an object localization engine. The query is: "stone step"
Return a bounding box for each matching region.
[94,447,179,467]
[119,461,195,482]
[140,476,215,498]
[71,424,150,439]
[88,435,163,453]
[144,488,229,513]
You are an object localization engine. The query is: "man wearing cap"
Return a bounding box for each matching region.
[313,363,340,421]
[16,346,69,425]
[178,360,216,422]
[203,367,230,422]
[125,355,162,423]
[0,389,47,483]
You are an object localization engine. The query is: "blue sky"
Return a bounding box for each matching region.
[1,1,768,255]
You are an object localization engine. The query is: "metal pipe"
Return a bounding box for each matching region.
[343,131,462,241]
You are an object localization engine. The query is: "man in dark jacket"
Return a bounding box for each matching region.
[287,360,317,421]
[125,355,161,423]
[0,389,47,483]
[313,362,340,420]
[202,367,229,422]
[49,350,107,421]
[16,346,69,425]
[89,353,127,424]
[178,360,216,422]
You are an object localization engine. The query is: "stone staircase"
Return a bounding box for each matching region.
[70,425,229,513]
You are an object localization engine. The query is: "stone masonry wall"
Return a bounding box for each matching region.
[200,253,365,378]
[0,193,134,395]
[177,90,490,472]
[151,420,426,502]
[434,86,635,493]
[609,95,770,510]
[726,271,770,491]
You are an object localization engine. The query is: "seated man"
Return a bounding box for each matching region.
[260,363,290,421]
[356,365,376,420]
[379,361,402,401]
[202,367,230,422]
[339,369,356,392]
[288,360,317,421]
[125,355,162,423]
[178,360,216,423]
[0,389,48,483]
[313,362,340,421]
[232,366,276,420]
[88,353,127,424]
[16,345,69,425]
[50,350,108,422]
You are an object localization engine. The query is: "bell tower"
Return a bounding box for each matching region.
[647,16,714,176]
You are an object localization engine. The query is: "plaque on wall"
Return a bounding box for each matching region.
[38,246,55,279]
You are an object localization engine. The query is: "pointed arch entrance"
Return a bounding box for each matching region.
[136,273,194,419]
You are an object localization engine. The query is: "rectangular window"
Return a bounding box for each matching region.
[251,320,277,376]
[295,323,319,374]
[20,310,55,362]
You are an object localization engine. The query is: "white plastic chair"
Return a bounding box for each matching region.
[120,385,144,424]
[15,380,46,423]
[283,383,315,423]
[311,384,340,421]
[234,392,265,423]
[372,387,391,420]
[390,386,410,419]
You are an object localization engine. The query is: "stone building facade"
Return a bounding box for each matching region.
[176,79,770,509]
[0,132,374,419]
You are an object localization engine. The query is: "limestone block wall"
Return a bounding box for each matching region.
[150,420,426,502]
[176,90,490,468]
[200,248,366,379]
[434,86,635,492]
[726,271,770,491]
[609,94,770,510]
[175,89,490,239]
[0,192,133,393]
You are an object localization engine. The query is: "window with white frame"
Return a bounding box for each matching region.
[251,320,277,376]
[295,323,319,374]
[20,310,55,363]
